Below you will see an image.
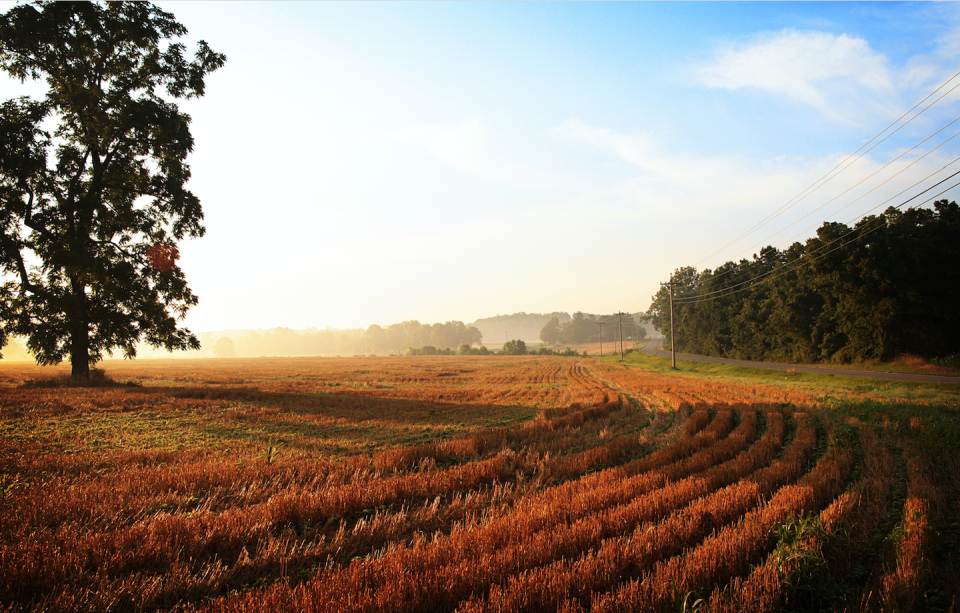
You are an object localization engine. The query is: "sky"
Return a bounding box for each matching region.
[4,1,960,333]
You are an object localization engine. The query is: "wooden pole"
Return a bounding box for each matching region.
[618,312,624,361]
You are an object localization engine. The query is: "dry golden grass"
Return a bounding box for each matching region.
[1,355,956,612]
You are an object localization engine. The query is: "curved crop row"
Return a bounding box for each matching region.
[188,408,765,612]
[0,398,689,610]
[587,442,855,613]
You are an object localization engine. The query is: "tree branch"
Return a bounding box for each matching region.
[91,237,134,259]
[21,188,56,242]
[63,148,91,211]
[0,232,52,300]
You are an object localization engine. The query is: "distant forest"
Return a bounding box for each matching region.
[470,312,572,344]
[194,321,484,359]
[647,201,960,363]
[176,312,648,359]
[189,312,647,359]
[538,312,649,346]
[1,311,653,361]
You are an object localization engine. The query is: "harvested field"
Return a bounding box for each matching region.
[1,356,958,612]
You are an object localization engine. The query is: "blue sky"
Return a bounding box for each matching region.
[5,1,960,333]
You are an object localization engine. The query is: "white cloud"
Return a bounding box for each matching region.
[697,29,898,124]
[902,22,960,94]
[550,118,805,214]
[391,117,571,190]
[548,117,960,267]
[936,21,960,58]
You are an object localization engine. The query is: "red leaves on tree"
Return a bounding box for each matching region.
[146,243,179,271]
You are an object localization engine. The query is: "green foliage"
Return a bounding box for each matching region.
[502,339,527,355]
[772,513,829,574]
[636,324,649,341]
[561,311,598,345]
[0,1,225,379]
[0,474,27,502]
[647,202,960,364]
[931,353,960,370]
[263,438,280,465]
[532,346,579,357]
[672,587,707,613]
[539,316,563,345]
[770,511,861,611]
[455,344,491,356]
[407,345,455,356]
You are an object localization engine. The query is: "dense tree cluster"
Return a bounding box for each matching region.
[501,339,527,355]
[471,312,571,344]
[459,344,492,356]
[646,202,960,363]
[539,312,648,346]
[498,339,582,357]
[371,320,482,354]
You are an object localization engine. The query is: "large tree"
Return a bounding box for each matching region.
[0,2,225,378]
[644,202,960,363]
[539,316,562,346]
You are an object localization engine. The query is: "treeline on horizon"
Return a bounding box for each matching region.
[469,312,572,345]
[0,320,482,361]
[196,312,648,359]
[647,200,960,364]
[539,312,649,346]
[203,320,483,359]
[0,310,655,362]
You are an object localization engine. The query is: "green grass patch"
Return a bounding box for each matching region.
[615,350,960,406]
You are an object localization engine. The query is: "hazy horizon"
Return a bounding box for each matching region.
[3,1,960,333]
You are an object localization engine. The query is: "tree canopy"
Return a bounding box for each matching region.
[537,311,645,346]
[502,339,527,355]
[539,316,563,346]
[646,202,960,363]
[0,1,225,377]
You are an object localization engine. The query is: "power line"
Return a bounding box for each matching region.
[694,70,960,269]
[622,158,960,314]
[675,174,960,304]
[698,144,960,289]
[615,74,960,320]
[672,177,960,305]
[712,119,960,280]
[775,151,960,257]
[622,74,960,314]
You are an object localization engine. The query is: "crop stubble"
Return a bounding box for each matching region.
[0,355,956,612]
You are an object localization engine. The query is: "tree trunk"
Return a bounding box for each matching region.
[71,321,90,380]
[70,278,90,381]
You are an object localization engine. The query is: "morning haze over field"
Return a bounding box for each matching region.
[4,3,960,612]
[4,2,958,337]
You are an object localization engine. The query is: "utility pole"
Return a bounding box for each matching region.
[660,274,676,369]
[618,312,624,362]
[597,321,602,357]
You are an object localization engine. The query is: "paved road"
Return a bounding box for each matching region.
[639,338,960,384]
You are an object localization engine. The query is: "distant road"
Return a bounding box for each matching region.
[639,338,960,384]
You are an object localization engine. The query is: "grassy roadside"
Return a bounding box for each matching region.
[781,356,960,377]
[607,349,960,407]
